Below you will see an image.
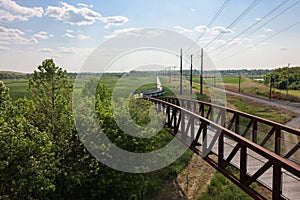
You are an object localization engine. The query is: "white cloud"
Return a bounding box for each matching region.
[255,17,262,21]
[198,36,214,43]
[0,26,52,44]
[77,3,93,8]
[65,33,75,38]
[77,34,89,40]
[64,32,89,40]
[105,28,164,40]
[194,25,208,33]
[0,0,43,22]
[173,25,193,33]
[0,45,9,50]
[45,2,102,26]
[32,31,53,40]
[0,40,9,45]
[66,29,74,33]
[102,16,129,29]
[211,26,233,35]
[228,37,250,45]
[58,47,93,56]
[214,39,226,45]
[45,2,128,28]
[37,48,54,53]
[0,26,30,44]
[104,28,143,39]
[190,8,195,12]
[264,28,273,32]
[59,47,76,54]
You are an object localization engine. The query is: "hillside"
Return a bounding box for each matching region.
[0,71,28,79]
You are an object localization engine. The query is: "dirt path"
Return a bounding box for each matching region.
[157,154,215,200]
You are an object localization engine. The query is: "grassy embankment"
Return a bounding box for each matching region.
[213,75,300,101]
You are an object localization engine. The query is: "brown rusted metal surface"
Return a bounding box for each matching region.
[159,97,300,164]
[148,97,300,200]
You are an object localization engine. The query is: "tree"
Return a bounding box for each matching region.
[0,82,57,199]
[264,66,300,90]
[28,59,73,136]
[28,59,88,197]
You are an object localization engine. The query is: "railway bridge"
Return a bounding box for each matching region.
[146,96,300,200]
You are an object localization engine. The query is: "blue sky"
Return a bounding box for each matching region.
[0,0,300,72]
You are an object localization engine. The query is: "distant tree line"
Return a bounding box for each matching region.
[264,66,300,90]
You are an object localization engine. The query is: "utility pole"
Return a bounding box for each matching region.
[200,48,203,95]
[273,74,276,94]
[173,66,176,81]
[165,67,167,81]
[286,63,290,96]
[169,65,172,83]
[190,54,193,95]
[269,76,273,99]
[180,49,183,95]
[214,76,216,87]
[238,74,241,93]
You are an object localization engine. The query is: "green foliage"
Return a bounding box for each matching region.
[198,172,251,200]
[0,83,57,199]
[28,59,73,135]
[0,81,10,109]
[264,66,300,90]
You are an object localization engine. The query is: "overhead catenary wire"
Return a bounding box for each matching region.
[213,0,300,58]
[195,0,231,43]
[208,0,291,54]
[216,19,300,63]
[185,0,231,55]
[203,0,262,49]
[188,0,260,65]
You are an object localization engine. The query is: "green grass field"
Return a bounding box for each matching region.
[1,79,31,100]
[203,75,300,101]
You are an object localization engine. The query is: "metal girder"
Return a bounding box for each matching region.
[148,97,300,200]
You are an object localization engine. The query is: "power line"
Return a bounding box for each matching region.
[213,0,300,57]
[185,0,231,55]
[203,0,262,49]
[195,0,231,42]
[216,19,300,63]
[208,0,290,54]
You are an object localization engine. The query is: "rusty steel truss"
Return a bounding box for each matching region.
[147,97,300,200]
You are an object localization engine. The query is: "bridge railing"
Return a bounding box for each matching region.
[147,97,300,200]
[159,96,300,165]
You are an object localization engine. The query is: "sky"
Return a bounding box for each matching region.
[0,0,300,72]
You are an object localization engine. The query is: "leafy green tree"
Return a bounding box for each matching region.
[0,82,57,199]
[28,59,73,136]
[264,66,300,90]
[28,59,89,197]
